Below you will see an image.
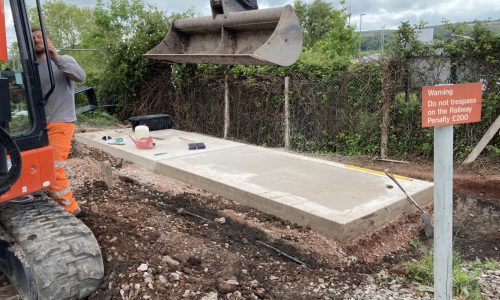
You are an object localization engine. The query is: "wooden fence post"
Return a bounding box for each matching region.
[224,72,230,139]
[380,60,400,159]
[284,76,291,149]
[462,115,500,165]
[380,98,390,159]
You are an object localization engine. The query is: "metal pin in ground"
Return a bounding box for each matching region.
[256,240,308,267]
[177,208,214,223]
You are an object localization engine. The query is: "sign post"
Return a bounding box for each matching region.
[422,82,482,300]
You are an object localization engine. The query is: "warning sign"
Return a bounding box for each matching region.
[422,82,482,128]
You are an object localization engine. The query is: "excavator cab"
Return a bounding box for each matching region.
[145,0,303,66]
[0,0,104,299]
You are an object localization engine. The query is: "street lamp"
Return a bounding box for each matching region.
[359,13,366,32]
[381,24,385,55]
[358,13,366,52]
[347,6,352,24]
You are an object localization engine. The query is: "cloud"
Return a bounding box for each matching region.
[4,0,500,48]
[4,2,16,48]
[344,0,500,30]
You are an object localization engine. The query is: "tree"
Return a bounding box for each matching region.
[294,0,340,48]
[386,21,429,60]
[91,0,194,110]
[28,0,94,49]
[294,0,357,65]
[89,0,153,48]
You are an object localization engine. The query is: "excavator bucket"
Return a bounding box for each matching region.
[145,4,303,66]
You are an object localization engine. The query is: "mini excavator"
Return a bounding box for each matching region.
[0,0,301,299]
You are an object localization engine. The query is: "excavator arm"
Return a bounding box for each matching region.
[211,0,258,16]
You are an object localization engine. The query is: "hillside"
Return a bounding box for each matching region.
[360,19,500,52]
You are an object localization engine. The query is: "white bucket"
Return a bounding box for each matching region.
[135,125,150,140]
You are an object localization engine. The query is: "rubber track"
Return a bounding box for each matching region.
[0,194,104,299]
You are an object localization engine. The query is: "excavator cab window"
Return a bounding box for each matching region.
[0,0,32,137]
[0,0,50,153]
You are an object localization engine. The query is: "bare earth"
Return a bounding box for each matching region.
[1,137,498,299]
[64,139,499,300]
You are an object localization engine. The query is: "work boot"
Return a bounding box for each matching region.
[52,197,81,216]
[73,207,82,217]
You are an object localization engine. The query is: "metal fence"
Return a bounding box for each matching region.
[124,59,499,159]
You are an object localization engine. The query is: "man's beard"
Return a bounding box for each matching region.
[34,47,45,55]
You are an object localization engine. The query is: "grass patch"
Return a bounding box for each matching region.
[469,257,500,272]
[77,109,119,128]
[409,237,421,249]
[404,253,498,299]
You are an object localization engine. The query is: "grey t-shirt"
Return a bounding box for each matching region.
[38,55,86,123]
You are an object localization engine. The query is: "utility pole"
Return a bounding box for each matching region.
[347,6,352,25]
[359,13,366,32]
[381,24,385,55]
[359,13,366,52]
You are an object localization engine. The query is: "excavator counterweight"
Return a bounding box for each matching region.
[145,0,303,66]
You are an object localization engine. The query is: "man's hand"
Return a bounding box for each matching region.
[9,84,25,104]
[46,39,60,62]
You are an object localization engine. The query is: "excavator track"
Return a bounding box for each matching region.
[0,193,104,300]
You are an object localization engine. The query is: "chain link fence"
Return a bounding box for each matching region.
[123,59,499,159]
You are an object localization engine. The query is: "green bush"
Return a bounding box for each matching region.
[81,1,499,160]
[77,109,118,128]
[404,253,492,299]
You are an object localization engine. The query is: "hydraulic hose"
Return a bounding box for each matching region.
[0,127,21,196]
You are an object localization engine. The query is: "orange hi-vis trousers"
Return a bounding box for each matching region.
[47,123,79,214]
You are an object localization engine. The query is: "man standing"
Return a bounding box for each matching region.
[32,28,85,215]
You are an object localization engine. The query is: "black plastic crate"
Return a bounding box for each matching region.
[129,114,174,132]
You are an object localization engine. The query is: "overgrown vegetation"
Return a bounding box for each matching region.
[77,109,118,128]
[404,253,499,299]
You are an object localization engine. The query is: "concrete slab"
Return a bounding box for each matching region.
[76,128,433,241]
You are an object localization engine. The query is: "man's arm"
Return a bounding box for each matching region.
[46,39,86,82]
[53,55,86,82]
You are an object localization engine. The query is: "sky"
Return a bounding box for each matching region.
[4,0,500,46]
[53,0,500,30]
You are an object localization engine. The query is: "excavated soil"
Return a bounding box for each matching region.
[0,141,498,299]
[66,143,498,299]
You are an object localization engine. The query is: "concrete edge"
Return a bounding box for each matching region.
[342,186,434,241]
[75,135,157,171]
[156,162,350,241]
[76,131,435,242]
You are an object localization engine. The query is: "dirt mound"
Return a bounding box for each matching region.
[64,144,499,299]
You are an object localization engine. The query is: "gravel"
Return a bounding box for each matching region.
[478,270,500,299]
[65,142,500,300]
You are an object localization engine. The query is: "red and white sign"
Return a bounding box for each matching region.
[422,82,483,128]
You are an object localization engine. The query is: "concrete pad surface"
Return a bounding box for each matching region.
[76,128,434,241]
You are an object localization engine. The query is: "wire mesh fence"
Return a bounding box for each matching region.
[123,59,499,159]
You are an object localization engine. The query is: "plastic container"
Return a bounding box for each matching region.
[129,114,174,132]
[134,125,150,139]
[129,136,155,150]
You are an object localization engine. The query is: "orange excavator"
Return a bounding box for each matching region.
[0,0,104,298]
[0,0,301,299]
